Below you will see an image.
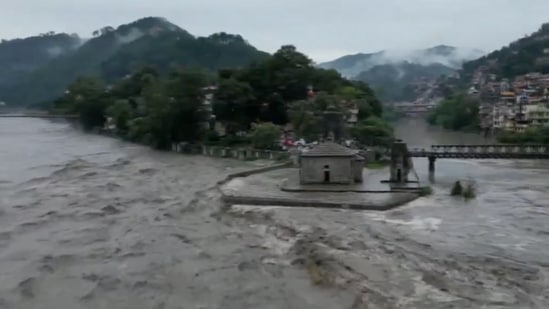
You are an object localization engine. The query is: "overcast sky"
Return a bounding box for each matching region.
[2,0,549,62]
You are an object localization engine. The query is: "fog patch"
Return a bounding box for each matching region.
[116,28,145,45]
[46,46,65,57]
[366,47,485,69]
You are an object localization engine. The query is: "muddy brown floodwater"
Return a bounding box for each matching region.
[1,117,549,309]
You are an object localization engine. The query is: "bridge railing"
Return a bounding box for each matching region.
[429,145,549,154]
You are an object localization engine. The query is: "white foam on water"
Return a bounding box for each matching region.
[366,213,442,231]
[223,178,246,191]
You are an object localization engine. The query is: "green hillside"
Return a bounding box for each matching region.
[0,33,80,87]
[356,61,454,102]
[0,17,269,106]
[462,23,549,79]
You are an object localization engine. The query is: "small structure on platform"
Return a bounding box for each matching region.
[299,141,364,185]
[389,140,413,183]
[322,104,345,141]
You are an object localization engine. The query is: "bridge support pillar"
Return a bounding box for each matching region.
[428,156,436,174]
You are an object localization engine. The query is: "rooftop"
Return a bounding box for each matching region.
[301,141,359,157]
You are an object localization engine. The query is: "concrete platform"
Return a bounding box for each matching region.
[220,168,423,211]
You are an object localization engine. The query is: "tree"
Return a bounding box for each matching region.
[141,84,173,149]
[250,122,282,150]
[106,99,133,134]
[451,181,463,196]
[213,78,256,131]
[62,77,108,130]
[44,43,388,152]
[350,116,394,146]
[101,26,115,35]
[287,93,344,141]
[335,84,382,119]
[427,92,479,131]
[166,69,209,143]
[136,69,209,149]
[497,126,549,144]
[78,95,110,130]
[353,81,383,117]
[110,67,159,99]
[263,92,288,124]
[288,101,323,141]
[336,86,363,100]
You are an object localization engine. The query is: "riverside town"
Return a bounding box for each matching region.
[1,6,549,309]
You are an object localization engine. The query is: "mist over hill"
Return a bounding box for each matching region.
[319,45,484,78]
[0,17,269,106]
[319,45,484,102]
[0,33,81,87]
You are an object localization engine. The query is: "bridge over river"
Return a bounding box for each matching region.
[407,144,549,174]
[410,144,549,159]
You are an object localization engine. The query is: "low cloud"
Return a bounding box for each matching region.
[115,28,144,45]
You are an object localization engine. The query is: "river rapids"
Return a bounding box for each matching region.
[0,118,548,309]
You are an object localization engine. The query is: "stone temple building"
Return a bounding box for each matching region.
[299,142,365,185]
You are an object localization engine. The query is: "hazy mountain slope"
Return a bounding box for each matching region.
[319,45,483,102]
[0,17,269,106]
[100,32,268,81]
[462,23,549,79]
[356,62,455,102]
[0,33,81,87]
[319,45,484,78]
[317,52,383,78]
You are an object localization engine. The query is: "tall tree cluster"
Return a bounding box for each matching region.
[51,45,389,150]
[52,67,210,149]
[213,45,383,134]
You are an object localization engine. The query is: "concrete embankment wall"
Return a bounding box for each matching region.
[216,162,294,186]
[221,195,414,211]
[172,144,290,162]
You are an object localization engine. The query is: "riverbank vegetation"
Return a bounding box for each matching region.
[463,184,476,199]
[451,181,463,196]
[427,92,479,131]
[420,186,433,197]
[451,180,476,199]
[497,127,549,144]
[49,45,392,150]
[365,161,389,169]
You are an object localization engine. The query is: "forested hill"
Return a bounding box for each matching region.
[0,17,269,107]
[0,33,81,87]
[319,45,483,102]
[462,23,549,80]
[355,62,455,102]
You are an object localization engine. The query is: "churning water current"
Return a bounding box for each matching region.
[1,117,548,309]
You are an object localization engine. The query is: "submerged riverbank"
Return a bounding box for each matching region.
[1,118,549,308]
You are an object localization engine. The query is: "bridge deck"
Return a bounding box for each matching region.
[409,144,549,159]
[410,152,549,159]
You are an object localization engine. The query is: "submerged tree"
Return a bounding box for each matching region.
[451,181,463,196]
[463,183,476,200]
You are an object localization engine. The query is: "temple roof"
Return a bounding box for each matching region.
[301,142,359,157]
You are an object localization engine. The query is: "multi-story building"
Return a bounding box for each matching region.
[481,72,549,133]
[201,85,218,130]
[524,102,549,126]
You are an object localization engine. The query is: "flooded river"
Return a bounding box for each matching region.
[1,117,548,308]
